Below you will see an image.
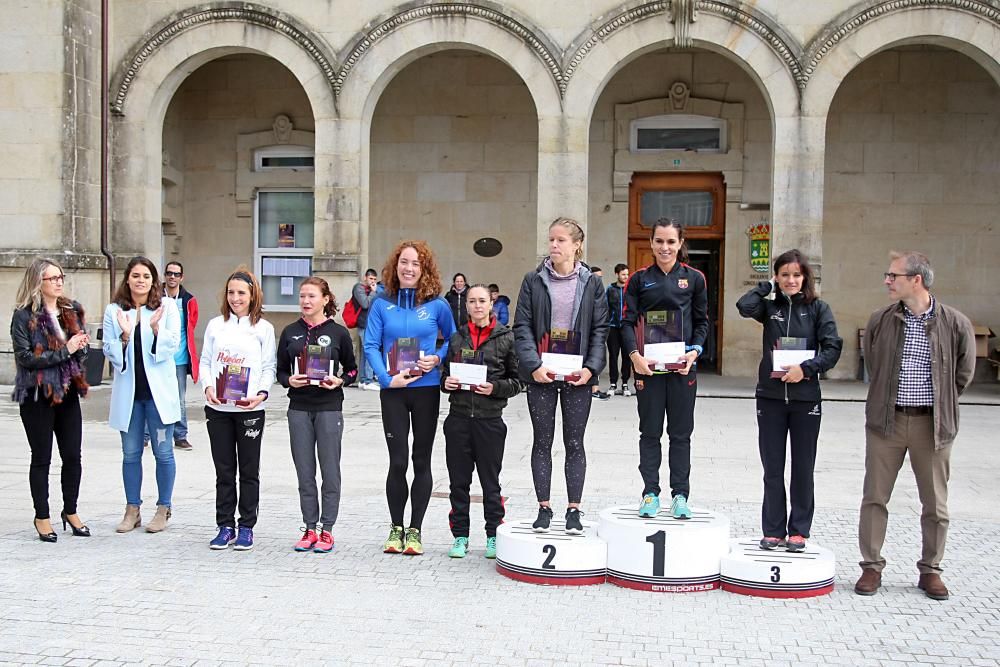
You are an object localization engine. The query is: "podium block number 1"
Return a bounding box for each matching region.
[541,544,557,570]
[645,531,666,577]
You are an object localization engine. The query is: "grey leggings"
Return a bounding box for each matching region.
[287,409,344,529]
[528,382,592,504]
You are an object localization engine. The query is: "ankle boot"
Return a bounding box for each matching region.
[116,504,141,533]
[145,505,171,533]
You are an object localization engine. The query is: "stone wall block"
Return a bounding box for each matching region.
[416,172,466,202]
[862,142,917,174]
[892,173,945,204]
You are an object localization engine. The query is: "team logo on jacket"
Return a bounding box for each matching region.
[678,278,689,289]
[416,308,429,321]
[317,335,331,347]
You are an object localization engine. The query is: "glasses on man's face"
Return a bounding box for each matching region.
[164,271,182,278]
[42,274,66,284]
[883,272,916,282]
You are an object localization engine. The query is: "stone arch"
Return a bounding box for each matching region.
[562,1,803,122]
[802,0,1000,116]
[110,2,339,116]
[109,18,337,263]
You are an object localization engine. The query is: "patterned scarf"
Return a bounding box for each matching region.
[12,299,89,405]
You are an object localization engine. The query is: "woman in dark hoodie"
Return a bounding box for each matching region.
[441,284,523,559]
[737,249,842,552]
[513,217,609,535]
[277,277,357,554]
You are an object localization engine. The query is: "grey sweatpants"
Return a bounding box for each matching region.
[287,409,344,529]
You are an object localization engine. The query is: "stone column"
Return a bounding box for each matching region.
[536,115,590,261]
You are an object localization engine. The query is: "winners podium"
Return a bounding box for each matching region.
[598,506,729,592]
[720,539,836,598]
[495,519,607,586]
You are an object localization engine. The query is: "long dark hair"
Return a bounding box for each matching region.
[773,249,817,304]
[649,217,690,264]
[113,256,163,310]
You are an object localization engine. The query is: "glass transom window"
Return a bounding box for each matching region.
[640,191,713,228]
[630,115,726,153]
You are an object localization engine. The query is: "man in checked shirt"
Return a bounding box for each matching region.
[855,251,976,600]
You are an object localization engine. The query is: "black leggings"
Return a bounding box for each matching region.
[380,386,440,529]
[528,382,592,504]
[19,389,83,520]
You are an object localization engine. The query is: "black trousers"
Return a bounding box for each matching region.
[636,371,697,498]
[19,389,83,520]
[756,397,821,539]
[606,327,631,386]
[380,386,440,529]
[206,407,265,529]
[444,413,506,538]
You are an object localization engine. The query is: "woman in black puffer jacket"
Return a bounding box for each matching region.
[737,249,842,553]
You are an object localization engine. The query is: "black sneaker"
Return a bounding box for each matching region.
[592,390,610,400]
[564,508,584,535]
[532,506,554,533]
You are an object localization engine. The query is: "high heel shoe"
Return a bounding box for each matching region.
[33,518,57,543]
[61,511,91,537]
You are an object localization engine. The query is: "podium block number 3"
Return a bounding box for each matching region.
[541,544,557,570]
[645,531,666,577]
[770,566,781,583]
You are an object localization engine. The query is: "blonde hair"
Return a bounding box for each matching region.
[14,257,63,312]
[549,217,585,261]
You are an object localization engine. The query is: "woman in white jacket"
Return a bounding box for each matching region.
[103,256,181,534]
[199,268,276,551]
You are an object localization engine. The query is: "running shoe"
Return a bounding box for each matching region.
[609,383,618,395]
[565,508,584,535]
[294,528,319,552]
[670,494,692,520]
[233,526,254,551]
[383,525,404,554]
[613,384,624,396]
[313,530,334,554]
[484,536,497,559]
[786,535,807,552]
[209,526,236,550]
[532,506,553,533]
[448,536,469,559]
[638,493,660,517]
[623,385,632,397]
[759,536,785,550]
[402,527,423,555]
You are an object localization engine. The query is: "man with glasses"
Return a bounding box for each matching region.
[855,251,975,600]
[163,261,199,450]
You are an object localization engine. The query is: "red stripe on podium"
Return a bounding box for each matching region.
[722,582,835,598]
[496,565,606,587]
[607,575,720,593]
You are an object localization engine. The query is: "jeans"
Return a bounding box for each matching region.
[358,328,373,384]
[174,365,189,440]
[121,399,175,507]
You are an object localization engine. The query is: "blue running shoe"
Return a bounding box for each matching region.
[670,494,692,520]
[209,526,236,550]
[638,493,660,517]
[233,526,254,551]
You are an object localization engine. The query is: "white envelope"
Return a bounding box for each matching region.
[451,362,487,388]
[772,349,815,372]
[541,352,584,377]
[644,341,686,366]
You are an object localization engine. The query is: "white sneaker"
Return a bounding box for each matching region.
[364,382,381,392]
[623,386,632,397]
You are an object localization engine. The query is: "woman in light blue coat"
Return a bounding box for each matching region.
[103,256,181,534]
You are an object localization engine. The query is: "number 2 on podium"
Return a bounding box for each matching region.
[645,530,666,577]
[541,544,557,569]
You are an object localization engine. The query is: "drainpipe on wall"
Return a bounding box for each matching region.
[99,0,114,297]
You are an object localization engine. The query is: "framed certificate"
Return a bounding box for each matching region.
[643,310,686,370]
[541,329,583,382]
[216,364,251,406]
[294,344,337,385]
[452,349,486,390]
[771,337,814,378]
[388,337,424,377]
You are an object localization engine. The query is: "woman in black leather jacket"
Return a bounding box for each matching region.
[737,249,842,552]
[10,258,91,542]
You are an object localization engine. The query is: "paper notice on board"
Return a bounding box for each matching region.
[263,257,311,277]
[280,276,294,295]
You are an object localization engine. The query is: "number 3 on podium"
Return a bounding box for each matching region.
[770,565,781,583]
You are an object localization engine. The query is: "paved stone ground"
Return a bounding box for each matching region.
[0,377,998,666]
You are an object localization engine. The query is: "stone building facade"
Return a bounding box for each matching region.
[2,0,999,381]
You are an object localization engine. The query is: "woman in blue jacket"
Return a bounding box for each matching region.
[103,256,181,534]
[364,240,456,555]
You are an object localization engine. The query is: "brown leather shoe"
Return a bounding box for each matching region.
[918,573,950,600]
[854,568,882,595]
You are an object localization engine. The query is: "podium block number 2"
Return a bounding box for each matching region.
[645,531,666,577]
[541,544,557,570]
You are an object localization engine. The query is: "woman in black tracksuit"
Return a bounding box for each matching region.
[513,217,608,535]
[441,284,523,559]
[622,218,708,521]
[737,249,842,552]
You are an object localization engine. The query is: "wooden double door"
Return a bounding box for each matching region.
[627,172,726,372]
